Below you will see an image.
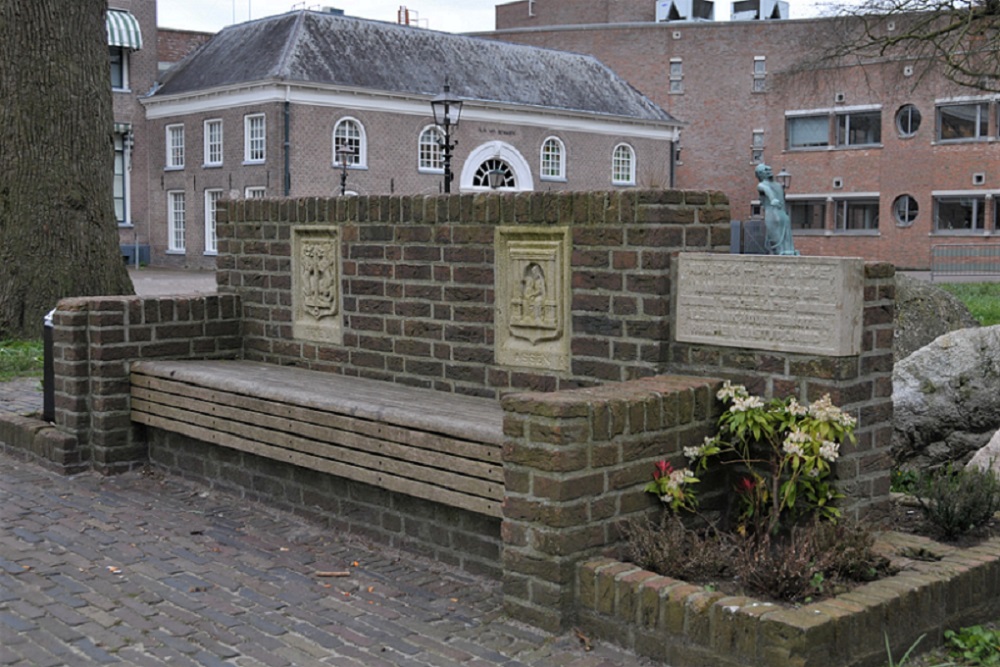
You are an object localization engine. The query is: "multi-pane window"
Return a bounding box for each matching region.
[333,118,365,166]
[934,195,988,231]
[937,102,989,141]
[540,137,566,180]
[896,104,921,137]
[752,56,766,92]
[788,199,826,230]
[167,191,186,252]
[611,144,635,185]
[751,130,764,163]
[204,189,223,254]
[245,186,266,198]
[204,119,223,167]
[834,198,879,231]
[113,132,129,224]
[669,59,683,94]
[836,110,881,146]
[244,113,266,163]
[109,47,128,90]
[166,124,184,169]
[786,114,829,149]
[418,126,443,171]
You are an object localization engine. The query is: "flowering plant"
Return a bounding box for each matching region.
[649,381,856,535]
[643,460,699,513]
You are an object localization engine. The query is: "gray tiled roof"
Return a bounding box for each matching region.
[152,11,676,123]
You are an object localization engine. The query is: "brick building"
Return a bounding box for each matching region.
[487,0,1000,269]
[139,10,680,269]
[108,1,158,266]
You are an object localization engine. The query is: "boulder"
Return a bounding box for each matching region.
[892,325,1000,470]
[966,429,1000,477]
[893,274,979,361]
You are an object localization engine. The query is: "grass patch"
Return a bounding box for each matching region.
[938,283,1000,326]
[0,339,44,381]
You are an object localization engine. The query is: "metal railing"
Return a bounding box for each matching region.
[931,244,1000,280]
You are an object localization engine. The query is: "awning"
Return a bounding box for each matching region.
[106,10,142,50]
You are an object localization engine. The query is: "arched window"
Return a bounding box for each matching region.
[540,137,566,181]
[333,118,366,167]
[612,143,635,185]
[418,126,444,172]
[472,158,515,189]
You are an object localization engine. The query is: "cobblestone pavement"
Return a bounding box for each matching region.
[0,452,658,667]
[0,378,42,417]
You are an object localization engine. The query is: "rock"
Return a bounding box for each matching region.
[893,274,979,361]
[892,325,1000,470]
[966,429,1000,477]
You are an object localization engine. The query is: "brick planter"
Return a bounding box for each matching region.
[578,530,1000,667]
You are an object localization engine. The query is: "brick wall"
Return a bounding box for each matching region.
[51,294,241,473]
[217,190,730,396]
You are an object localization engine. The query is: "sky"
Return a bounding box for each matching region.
[157,0,839,35]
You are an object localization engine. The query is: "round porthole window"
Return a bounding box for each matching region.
[893,195,919,227]
[895,104,921,137]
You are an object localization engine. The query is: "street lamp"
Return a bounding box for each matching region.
[776,167,792,191]
[336,145,356,196]
[430,83,463,193]
[487,167,505,190]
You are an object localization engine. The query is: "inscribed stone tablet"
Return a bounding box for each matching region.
[292,226,343,344]
[675,253,864,357]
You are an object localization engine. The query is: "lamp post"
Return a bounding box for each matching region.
[430,83,463,193]
[776,167,792,191]
[336,145,356,196]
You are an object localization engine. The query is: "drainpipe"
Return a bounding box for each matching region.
[283,92,291,196]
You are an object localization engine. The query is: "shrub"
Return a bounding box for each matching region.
[916,465,1000,540]
[621,515,734,583]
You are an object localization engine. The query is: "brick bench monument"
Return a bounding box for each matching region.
[0,190,911,666]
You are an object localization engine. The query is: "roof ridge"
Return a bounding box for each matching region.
[273,10,307,80]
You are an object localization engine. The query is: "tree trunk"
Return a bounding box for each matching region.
[0,0,134,339]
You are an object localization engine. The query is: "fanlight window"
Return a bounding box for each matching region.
[473,159,515,188]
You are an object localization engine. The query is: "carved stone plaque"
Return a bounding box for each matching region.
[495,226,570,371]
[292,226,343,344]
[675,253,864,357]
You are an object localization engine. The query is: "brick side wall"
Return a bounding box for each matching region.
[499,375,721,632]
[217,190,731,397]
[51,294,242,473]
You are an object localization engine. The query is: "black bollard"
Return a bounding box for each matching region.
[43,308,55,423]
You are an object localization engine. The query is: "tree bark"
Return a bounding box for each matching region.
[0,0,134,339]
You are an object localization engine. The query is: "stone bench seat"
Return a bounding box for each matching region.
[130,360,504,517]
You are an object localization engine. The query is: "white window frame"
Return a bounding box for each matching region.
[166,124,185,169]
[836,108,882,147]
[933,192,992,232]
[333,117,367,168]
[540,137,566,181]
[752,56,766,93]
[786,113,830,150]
[109,46,129,91]
[245,186,266,199]
[204,119,223,167]
[669,58,683,94]
[895,104,922,137]
[204,189,223,255]
[611,143,636,186]
[244,113,266,163]
[167,191,186,252]
[418,125,444,172]
[833,196,880,232]
[113,131,131,226]
[751,129,764,163]
[937,101,989,142]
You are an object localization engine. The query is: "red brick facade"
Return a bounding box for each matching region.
[488,5,1000,269]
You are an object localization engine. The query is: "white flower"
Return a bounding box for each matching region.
[783,441,805,457]
[730,395,764,413]
[787,398,808,417]
[717,380,747,401]
[819,441,840,462]
[782,428,809,457]
[683,446,701,461]
[807,468,821,478]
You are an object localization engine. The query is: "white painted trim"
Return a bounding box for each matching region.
[142,82,681,141]
[460,141,534,192]
[932,189,1000,197]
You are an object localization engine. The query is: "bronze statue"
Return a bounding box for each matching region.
[755,163,798,256]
